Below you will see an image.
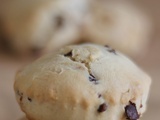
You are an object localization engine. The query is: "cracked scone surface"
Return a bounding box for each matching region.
[14,44,151,120]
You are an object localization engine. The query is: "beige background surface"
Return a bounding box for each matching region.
[0,0,160,120]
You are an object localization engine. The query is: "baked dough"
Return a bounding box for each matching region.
[14,44,151,120]
[1,0,151,57]
[0,0,87,55]
[83,0,152,57]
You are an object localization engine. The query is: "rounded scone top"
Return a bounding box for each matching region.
[14,44,151,120]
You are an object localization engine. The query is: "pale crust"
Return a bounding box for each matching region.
[1,0,87,54]
[1,0,151,56]
[14,44,151,120]
[83,0,151,57]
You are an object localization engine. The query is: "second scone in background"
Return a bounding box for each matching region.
[0,0,152,57]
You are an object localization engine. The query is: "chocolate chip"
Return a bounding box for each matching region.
[98,94,102,98]
[20,96,23,102]
[105,45,117,55]
[125,101,139,120]
[105,45,109,48]
[28,97,32,102]
[30,47,42,56]
[17,90,23,96]
[89,74,98,84]
[140,104,143,108]
[97,103,107,113]
[127,89,130,92]
[89,74,96,81]
[17,90,20,95]
[64,51,72,57]
[108,48,116,55]
[55,16,64,29]
[17,90,23,102]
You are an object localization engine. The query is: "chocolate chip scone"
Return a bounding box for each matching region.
[14,44,151,120]
[0,0,87,55]
[83,0,152,57]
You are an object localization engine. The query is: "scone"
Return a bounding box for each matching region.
[0,0,87,55]
[83,0,152,57]
[14,44,151,120]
